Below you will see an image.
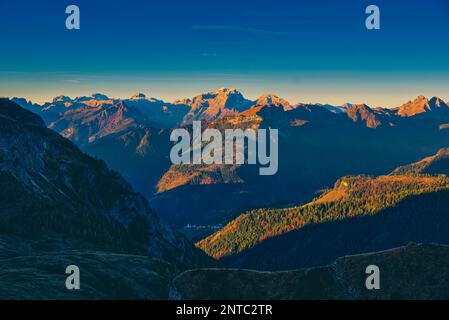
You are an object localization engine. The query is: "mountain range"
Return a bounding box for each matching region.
[10,90,449,234]
[0,98,208,298]
[4,88,449,299]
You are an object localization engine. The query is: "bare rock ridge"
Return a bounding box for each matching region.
[180,88,254,125]
[396,95,449,117]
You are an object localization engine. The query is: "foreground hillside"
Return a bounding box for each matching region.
[198,174,449,259]
[0,236,177,299]
[171,243,449,300]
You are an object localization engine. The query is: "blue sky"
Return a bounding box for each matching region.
[1,0,449,106]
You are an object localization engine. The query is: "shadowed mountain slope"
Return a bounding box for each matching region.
[0,98,209,298]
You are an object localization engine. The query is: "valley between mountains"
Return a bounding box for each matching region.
[3,88,449,299]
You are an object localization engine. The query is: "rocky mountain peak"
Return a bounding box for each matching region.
[397,95,449,117]
[130,93,147,100]
[182,88,253,124]
[52,95,72,103]
[256,93,292,110]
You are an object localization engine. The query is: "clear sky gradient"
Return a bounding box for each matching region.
[1,0,449,107]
